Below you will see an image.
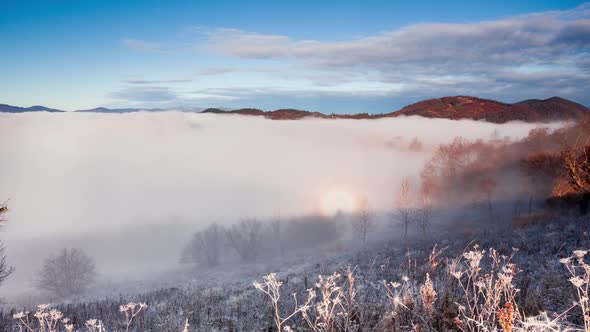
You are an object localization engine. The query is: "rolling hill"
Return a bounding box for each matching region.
[0,104,64,113]
[202,96,589,122]
[2,96,588,123]
[391,96,589,123]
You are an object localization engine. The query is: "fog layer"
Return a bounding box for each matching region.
[0,112,559,298]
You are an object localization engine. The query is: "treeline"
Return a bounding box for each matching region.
[180,215,348,268]
[401,116,590,225]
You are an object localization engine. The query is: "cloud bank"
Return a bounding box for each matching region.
[0,112,557,236]
[0,113,561,298]
[154,4,590,107]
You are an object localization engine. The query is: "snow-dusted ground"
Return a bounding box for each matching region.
[3,213,589,331]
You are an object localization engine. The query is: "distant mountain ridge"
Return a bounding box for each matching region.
[2,96,589,123]
[0,105,204,113]
[203,96,589,123]
[0,104,64,113]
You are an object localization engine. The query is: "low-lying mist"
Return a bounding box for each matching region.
[0,112,560,301]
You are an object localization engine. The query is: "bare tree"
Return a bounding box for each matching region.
[0,203,14,286]
[38,248,96,298]
[270,213,285,257]
[395,178,415,242]
[225,219,264,261]
[352,200,375,247]
[415,188,433,238]
[183,223,222,267]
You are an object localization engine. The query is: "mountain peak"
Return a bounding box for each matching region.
[393,95,589,123]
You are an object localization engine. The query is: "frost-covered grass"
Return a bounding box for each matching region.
[3,214,590,331]
[12,302,149,332]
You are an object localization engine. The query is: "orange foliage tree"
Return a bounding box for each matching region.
[551,117,590,214]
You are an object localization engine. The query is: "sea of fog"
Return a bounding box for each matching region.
[0,112,561,301]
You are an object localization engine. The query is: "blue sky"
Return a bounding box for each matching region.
[1,0,589,113]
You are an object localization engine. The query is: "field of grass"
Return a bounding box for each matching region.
[4,212,590,332]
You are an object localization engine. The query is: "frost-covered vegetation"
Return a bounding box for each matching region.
[3,214,590,331]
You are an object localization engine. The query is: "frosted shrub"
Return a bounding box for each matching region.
[450,245,520,332]
[420,273,437,316]
[303,267,360,332]
[382,273,437,331]
[340,267,358,331]
[13,302,151,332]
[85,319,107,332]
[382,276,412,328]
[561,250,590,332]
[254,267,360,332]
[13,304,75,332]
[253,273,315,332]
[119,302,147,332]
[304,272,343,331]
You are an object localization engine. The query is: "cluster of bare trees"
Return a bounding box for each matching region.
[183,223,222,267]
[415,132,548,224]
[420,137,502,211]
[183,215,345,267]
[225,219,264,261]
[183,219,264,265]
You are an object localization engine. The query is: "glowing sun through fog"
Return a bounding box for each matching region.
[319,187,359,216]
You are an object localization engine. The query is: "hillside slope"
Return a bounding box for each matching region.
[392,96,589,123]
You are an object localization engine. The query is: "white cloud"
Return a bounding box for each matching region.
[110,86,179,102]
[122,79,192,84]
[121,38,166,53]
[195,4,590,102]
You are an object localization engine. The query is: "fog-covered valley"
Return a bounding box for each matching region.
[4,0,590,330]
[0,112,559,304]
